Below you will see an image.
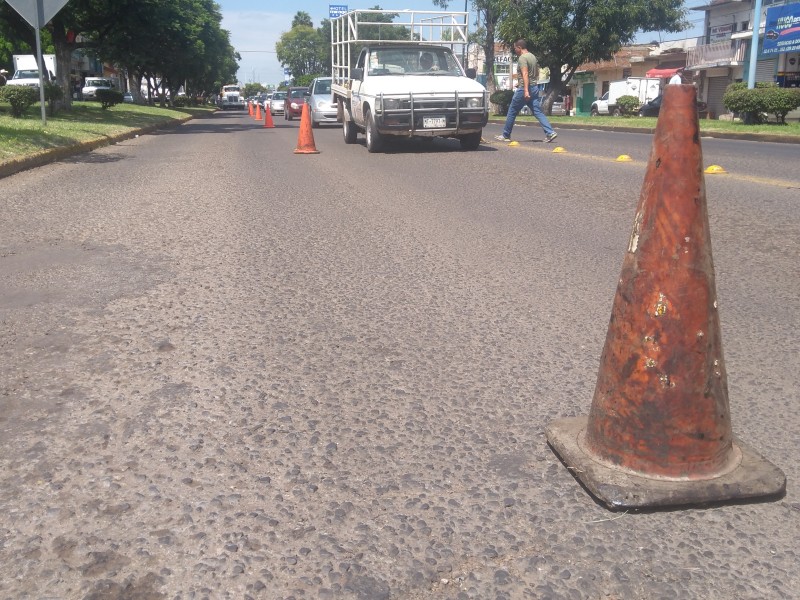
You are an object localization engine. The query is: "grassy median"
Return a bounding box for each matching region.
[0,101,215,164]
[518,113,800,138]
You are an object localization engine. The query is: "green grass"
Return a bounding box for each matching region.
[512,113,800,138]
[0,101,215,163]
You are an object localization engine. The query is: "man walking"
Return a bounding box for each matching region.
[496,40,557,143]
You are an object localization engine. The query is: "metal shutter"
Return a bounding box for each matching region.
[707,76,730,119]
[755,58,777,83]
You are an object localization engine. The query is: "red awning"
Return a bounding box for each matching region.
[646,67,682,78]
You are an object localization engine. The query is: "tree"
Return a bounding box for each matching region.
[496,0,687,112]
[276,11,332,81]
[292,12,314,29]
[1,0,239,109]
[433,1,504,94]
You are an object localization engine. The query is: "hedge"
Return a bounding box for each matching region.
[723,82,800,124]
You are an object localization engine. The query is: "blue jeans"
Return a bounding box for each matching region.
[502,86,554,138]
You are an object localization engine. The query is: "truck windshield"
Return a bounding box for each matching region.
[369,48,462,76]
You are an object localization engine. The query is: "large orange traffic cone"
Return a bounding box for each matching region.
[256,103,261,120]
[546,85,785,509]
[294,102,319,154]
[264,103,275,128]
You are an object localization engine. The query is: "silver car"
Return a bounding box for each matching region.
[307,77,338,127]
[269,91,286,116]
[520,95,567,116]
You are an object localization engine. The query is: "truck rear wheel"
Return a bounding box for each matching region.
[365,109,384,153]
[612,107,622,117]
[342,118,357,144]
[459,132,482,150]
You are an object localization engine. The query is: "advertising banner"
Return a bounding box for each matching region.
[763,2,800,55]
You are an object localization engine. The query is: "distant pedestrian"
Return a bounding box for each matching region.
[669,68,685,85]
[0,69,8,87]
[495,40,557,143]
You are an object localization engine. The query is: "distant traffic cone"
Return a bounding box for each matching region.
[256,103,261,120]
[546,85,785,509]
[248,102,253,117]
[264,103,275,128]
[294,103,320,154]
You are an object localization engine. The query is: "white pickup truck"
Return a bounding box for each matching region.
[591,77,661,116]
[331,9,488,152]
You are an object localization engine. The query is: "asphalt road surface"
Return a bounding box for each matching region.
[1,111,798,599]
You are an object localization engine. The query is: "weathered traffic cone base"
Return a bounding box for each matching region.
[547,416,786,509]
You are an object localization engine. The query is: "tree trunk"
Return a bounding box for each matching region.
[50,20,77,110]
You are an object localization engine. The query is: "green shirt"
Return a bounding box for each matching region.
[517,52,538,88]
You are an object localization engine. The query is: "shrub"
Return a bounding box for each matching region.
[722,82,800,124]
[0,85,38,117]
[489,90,513,115]
[172,95,190,107]
[95,88,124,109]
[762,86,800,124]
[616,94,640,116]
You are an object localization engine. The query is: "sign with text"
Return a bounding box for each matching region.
[5,0,70,28]
[763,2,800,55]
[329,5,348,18]
[709,24,733,43]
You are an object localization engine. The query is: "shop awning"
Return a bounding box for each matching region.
[646,67,682,78]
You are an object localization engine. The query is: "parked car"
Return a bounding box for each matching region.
[284,86,309,120]
[123,92,134,103]
[270,91,287,116]
[638,94,708,117]
[307,77,338,127]
[82,77,113,100]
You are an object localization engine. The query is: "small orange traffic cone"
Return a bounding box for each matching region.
[294,103,319,154]
[248,102,253,117]
[256,103,261,120]
[264,103,275,128]
[546,85,785,509]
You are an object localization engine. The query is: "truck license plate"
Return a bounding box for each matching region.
[423,116,446,128]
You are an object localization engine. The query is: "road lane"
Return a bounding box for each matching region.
[1,111,797,599]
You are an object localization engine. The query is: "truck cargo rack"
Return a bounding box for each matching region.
[332,9,468,90]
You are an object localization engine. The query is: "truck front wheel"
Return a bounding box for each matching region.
[459,132,482,150]
[590,107,599,117]
[342,118,357,144]
[365,109,384,153]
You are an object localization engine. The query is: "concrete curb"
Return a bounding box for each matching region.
[486,117,800,144]
[0,114,196,180]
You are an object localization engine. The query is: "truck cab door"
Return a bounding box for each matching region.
[351,49,367,124]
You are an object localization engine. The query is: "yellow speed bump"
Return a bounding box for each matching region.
[616,154,633,162]
[705,164,727,174]
[552,146,567,153]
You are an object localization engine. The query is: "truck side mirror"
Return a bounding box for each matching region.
[465,68,476,80]
[351,67,363,81]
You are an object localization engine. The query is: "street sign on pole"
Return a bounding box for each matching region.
[5,0,71,28]
[5,0,72,125]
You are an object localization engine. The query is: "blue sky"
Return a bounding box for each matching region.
[218,1,705,87]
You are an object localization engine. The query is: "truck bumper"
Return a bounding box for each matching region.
[375,111,487,137]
